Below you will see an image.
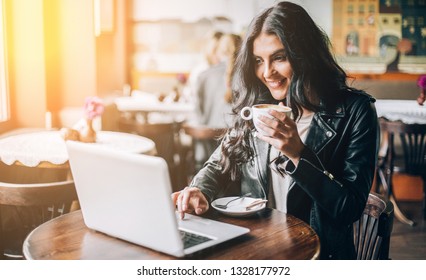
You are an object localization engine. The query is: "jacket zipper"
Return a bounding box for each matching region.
[300,158,344,187]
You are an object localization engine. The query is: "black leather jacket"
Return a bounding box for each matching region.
[190,90,379,259]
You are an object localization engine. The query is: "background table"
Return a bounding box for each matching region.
[115,96,194,114]
[0,130,156,168]
[115,93,194,124]
[375,99,426,124]
[23,208,320,260]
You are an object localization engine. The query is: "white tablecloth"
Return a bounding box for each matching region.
[375,99,426,124]
[115,96,194,114]
[114,93,195,124]
[0,130,155,167]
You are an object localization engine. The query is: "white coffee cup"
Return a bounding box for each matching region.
[240,104,291,134]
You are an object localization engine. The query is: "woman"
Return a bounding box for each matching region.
[194,33,242,128]
[173,1,379,260]
[183,31,224,103]
[191,33,242,172]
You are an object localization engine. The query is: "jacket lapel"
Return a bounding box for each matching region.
[304,99,346,154]
[304,113,337,154]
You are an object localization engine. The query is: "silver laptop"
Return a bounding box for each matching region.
[66,140,249,258]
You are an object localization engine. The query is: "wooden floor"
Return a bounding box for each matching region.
[390,200,426,260]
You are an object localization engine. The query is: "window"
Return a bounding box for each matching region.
[0,0,9,122]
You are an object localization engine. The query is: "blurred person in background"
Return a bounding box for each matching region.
[182,31,224,103]
[191,33,242,171]
[195,33,242,127]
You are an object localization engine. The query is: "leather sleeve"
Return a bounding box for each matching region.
[188,143,228,202]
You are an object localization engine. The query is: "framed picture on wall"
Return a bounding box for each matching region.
[332,0,426,74]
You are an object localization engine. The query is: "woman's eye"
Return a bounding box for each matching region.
[255,58,263,65]
[274,55,286,61]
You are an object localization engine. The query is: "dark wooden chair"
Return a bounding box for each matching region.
[118,116,184,190]
[377,118,426,226]
[181,123,227,181]
[0,180,78,259]
[353,192,394,260]
[119,117,177,159]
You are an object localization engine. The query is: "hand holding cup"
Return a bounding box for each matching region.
[240,104,291,135]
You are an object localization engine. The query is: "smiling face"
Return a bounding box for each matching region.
[253,32,293,101]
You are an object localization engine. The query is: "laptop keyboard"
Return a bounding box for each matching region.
[179,230,212,249]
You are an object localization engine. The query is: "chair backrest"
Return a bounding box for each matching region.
[0,180,78,259]
[118,117,185,190]
[0,180,77,207]
[182,123,227,141]
[118,117,178,160]
[181,123,227,179]
[353,192,394,260]
[119,117,177,138]
[379,119,426,178]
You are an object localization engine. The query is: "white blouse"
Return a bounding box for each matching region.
[270,111,314,213]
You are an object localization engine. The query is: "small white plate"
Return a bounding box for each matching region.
[211,197,266,217]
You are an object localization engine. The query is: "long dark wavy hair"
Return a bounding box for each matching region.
[219,1,351,181]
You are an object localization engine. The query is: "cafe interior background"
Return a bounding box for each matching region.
[0,0,425,260]
[0,0,424,132]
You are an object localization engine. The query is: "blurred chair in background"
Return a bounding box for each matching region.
[118,116,184,191]
[101,101,120,132]
[181,124,227,182]
[0,179,77,259]
[0,127,79,259]
[353,192,394,260]
[377,118,426,226]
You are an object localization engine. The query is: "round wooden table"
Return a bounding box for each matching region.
[23,208,320,260]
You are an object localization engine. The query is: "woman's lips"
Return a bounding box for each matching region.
[266,79,284,89]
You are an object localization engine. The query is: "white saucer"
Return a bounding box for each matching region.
[211,196,266,217]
